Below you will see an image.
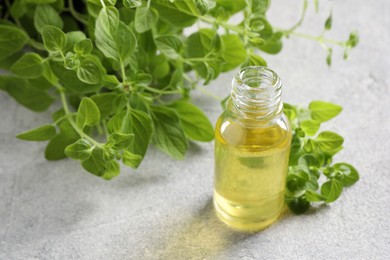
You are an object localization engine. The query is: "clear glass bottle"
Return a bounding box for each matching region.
[214,66,292,232]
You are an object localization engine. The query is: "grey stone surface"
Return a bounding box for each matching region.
[1,0,389,259]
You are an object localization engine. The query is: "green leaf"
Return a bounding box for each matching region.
[325,13,332,30]
[11,53,44,79]
[81,148,107,176]
[169,66,184,89]
[305,190,326,202]
[259,32,283,54]
[0,25,28,60]
[326,48,332,66]
[41,25,67,52]
[50,61,101,93]
[122,150,143,168]
[65,139,93,161]
[45,120,79,160]
[151,106,188,160]
[102,160,120,180]
[309,100,342,122]
[64,31,86,53]
[77,58,103,84]
[334,163,359,187]
[321,179,343,203]
[315,131,344,151]
[123,0,142,8]
[91,93,117,118]
[74,39,93,55]
[128,109,153,162]
[107,132,135,150]
[298,154,323,174]
[151,0,199,28]
[347,31,359,48]
[243,53,267,67]
[215,0,246,13]
[283,103,297,121]
[135,6,159,33]
[108,108,153,166]
[16,124,56,141]
[250,0,271,14]
[286,196,310,215]
[154,35,183,59]
[76,97,101,128]
[10,0,27,19]
[185,29,223,81]
[0,75,54,112]
[34,4,63,33]
[169,100,214,142]
[95,7,137,65]
[221,34,247,71]
[300,120,321,136]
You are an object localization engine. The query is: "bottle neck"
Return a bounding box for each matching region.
[229,66,283,125]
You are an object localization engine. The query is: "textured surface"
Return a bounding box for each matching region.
[1,0,390,259]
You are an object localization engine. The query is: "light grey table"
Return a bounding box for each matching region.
[1,0,389,259]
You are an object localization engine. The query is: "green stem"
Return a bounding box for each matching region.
[59,89,104,148]
[284,0,308,34]
[197,86,222,101]
[119,58,127,83]
[68,0,88,25]
[199,16,243,34]
[28,39,46,51]
[99,0,106,7]
[102,120,109,140]
[143,85,181,95]
[285,31,344,46]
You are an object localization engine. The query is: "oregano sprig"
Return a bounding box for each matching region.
[0,0,359,213]
[284,101,359,214]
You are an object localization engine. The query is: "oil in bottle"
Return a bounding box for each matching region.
[214,66,291,232]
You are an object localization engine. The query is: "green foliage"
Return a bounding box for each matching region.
[0,0,359,213]
[11,53,44,79]
[16,124,56,141]
[284,102,359,214]
[0,25,28,60]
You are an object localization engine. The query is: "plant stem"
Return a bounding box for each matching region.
[284,0,308,35]
[197,86,222,101]
[119,58,127,83]
[284,31,344,46]
[58,88,103,147]
[199,16,243,34]
[28,39,46,51]
[143,85,181,95]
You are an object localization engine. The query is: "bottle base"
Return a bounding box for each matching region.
[213,192,283,232]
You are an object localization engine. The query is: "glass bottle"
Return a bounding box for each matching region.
[214,66,292,232]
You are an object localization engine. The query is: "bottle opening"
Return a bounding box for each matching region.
[231,66,283,121]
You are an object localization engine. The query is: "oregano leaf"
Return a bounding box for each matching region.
[16,124,56,141]
[41,25,67,52]
[11,53,44,79]
[76,97,101,128]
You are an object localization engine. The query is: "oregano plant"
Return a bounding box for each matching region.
[0,0,359,214]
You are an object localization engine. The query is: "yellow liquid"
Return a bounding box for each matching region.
[214,116,291,231]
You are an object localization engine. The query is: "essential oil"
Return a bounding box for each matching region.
[214,66,291,232]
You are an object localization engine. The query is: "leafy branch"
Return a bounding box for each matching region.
[0,0,359,213]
